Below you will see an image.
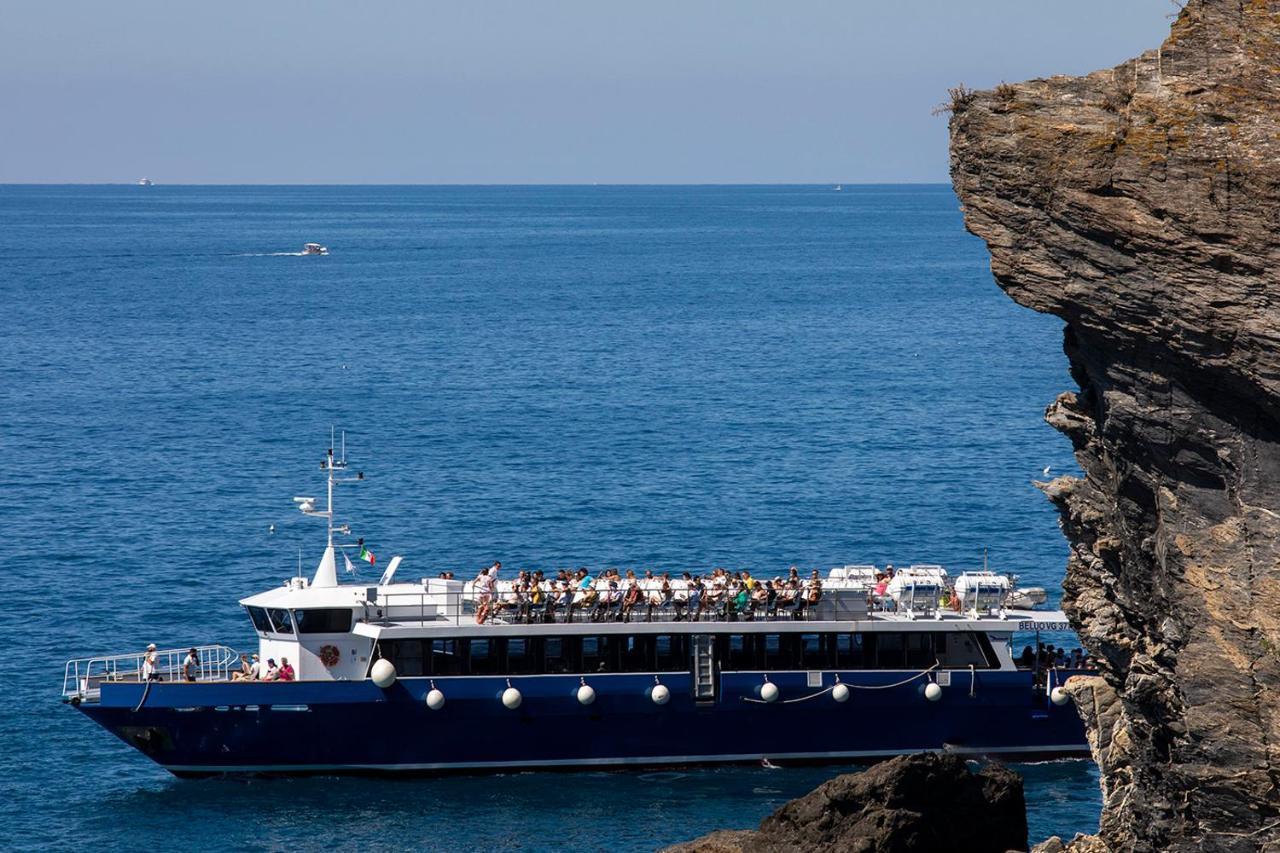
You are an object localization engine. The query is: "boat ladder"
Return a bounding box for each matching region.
[691,634,716,701]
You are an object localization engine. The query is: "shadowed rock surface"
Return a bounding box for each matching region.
[950,1,1280,850]
[663,753,1027,853]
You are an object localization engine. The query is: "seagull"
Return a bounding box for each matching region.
[269,524,276,534]
[1042,466,1052,477]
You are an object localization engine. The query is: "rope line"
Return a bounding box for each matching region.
[740,664,939,704]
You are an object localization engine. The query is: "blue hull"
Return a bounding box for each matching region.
[77,670,1088,775]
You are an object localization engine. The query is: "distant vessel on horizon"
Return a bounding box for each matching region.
[303,242,329,256]
[137,178,153,186]
[834,184,843,192]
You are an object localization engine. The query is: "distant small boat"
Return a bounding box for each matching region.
[137,178,153,186]
[834,184,843,192]
[303,243,329,256]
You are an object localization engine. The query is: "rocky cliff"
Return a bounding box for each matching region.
[949,1,1280,850]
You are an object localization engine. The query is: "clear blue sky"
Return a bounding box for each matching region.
[1,1,1172,184]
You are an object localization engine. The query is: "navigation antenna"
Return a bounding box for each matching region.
[293,429,364,587]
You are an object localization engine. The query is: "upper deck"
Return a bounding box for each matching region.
[239,566,1069,640]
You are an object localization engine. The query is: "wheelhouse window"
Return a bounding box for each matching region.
[294,608,352,634]
[266,608,295,634]
[246,606,272,634]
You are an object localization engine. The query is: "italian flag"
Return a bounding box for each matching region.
[359,545,376,565]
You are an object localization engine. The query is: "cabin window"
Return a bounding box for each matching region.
[654,635,687,672]
[876,633,905,668]
[430,639,462,675]
[246,606,272,634]
[506,638,538,675]
[294,608,352,633]
[396,640,425,677]
[619,635,653,672]
[763,634,790,669]
[582,636,618,673]
[832,633,865,668]
[468,639,499,675]
[266,608,295,634]
[799,633,828,669]
[905,633,935,668]
[544,636,574,673]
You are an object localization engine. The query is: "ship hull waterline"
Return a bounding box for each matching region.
[74,669,1089,777]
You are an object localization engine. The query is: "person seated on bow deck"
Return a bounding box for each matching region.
[232,653,253,681]
[278,657,296,681]
[263,658,280,681]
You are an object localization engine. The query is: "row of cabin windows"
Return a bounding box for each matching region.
[375,632,996,677]
[377,635,693,677]
[716,632,993,671]
[246,606,352,635]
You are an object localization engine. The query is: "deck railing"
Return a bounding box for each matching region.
[361,589,871,628]
[62,644,240,701]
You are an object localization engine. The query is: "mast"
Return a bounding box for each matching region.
[295,431,363,588]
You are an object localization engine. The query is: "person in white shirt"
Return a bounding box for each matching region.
[249,653,266,680]
[474,564,497,624]
[141,643,158,681]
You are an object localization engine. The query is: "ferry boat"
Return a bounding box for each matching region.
[63,446,1089,776]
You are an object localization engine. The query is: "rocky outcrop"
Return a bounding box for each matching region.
[949,1,1280,850]
[664,753,1027,853]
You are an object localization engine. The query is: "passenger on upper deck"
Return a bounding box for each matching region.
[232,654,253,681]
[474,564,497,624]
[278,657,296,681]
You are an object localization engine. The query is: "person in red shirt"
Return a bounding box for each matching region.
[278,657,296,681]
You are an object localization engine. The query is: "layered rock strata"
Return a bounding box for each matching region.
[664,752,1026,853]
[950,1,1280,850]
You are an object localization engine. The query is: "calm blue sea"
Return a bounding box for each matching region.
[0,185,1098,851]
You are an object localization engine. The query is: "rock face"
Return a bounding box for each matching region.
[664,753,1027,853]
[949,1,1280,850]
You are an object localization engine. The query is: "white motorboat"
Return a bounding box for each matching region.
[303,243,329,256]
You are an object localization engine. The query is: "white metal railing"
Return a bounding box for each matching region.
[62,644,240,701]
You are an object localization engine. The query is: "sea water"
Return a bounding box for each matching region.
[0,185,1099,850]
